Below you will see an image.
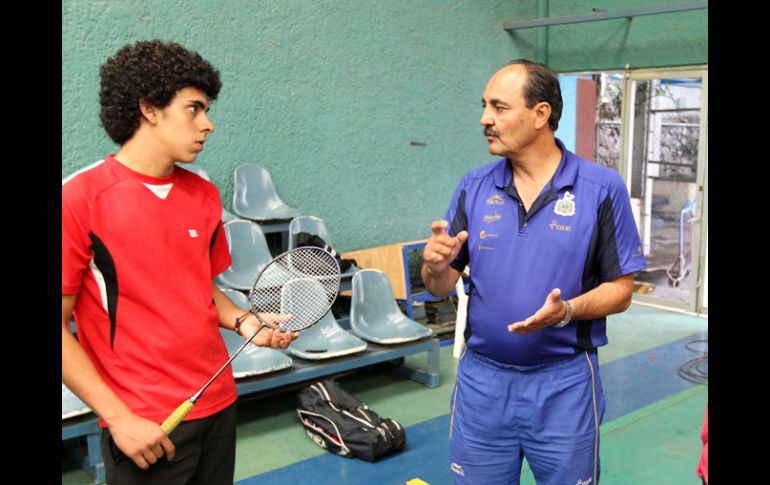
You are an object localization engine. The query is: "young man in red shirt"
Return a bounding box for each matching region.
[62,40,298,485]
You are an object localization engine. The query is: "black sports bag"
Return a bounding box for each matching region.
[295,232,357,272]
[297,380,406,462]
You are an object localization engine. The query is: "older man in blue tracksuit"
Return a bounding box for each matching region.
[422,59,646,485]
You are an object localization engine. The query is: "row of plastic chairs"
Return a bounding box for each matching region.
[204,167,433,369]
[216,217,352,290]
[219,266,432,373]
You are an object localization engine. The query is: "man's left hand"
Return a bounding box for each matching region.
[507,288,567,335]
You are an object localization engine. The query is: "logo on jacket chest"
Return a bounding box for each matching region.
[549,220,572,232]
[483,211,502,223]
[486,194,505,205]
[554,191,576,216]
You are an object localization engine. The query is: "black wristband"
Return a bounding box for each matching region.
[234,312,251,336]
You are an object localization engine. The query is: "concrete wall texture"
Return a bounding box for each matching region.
[62,0,706,252]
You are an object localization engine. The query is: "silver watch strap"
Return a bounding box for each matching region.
[554,300,572,328]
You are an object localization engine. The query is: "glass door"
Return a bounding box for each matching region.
[619,67,708,313]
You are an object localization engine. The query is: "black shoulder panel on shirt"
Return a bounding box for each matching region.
[210,222,220,256]
[89,232,119,349]
[577,195,621,350]
[595,195,622,282]
[449,189,469,271]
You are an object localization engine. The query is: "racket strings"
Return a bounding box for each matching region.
[250,247,340,332]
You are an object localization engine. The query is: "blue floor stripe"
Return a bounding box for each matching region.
[602,331,707,421]
[237,332,707,484]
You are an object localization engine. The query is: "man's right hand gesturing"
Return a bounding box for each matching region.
[421,220,468,296]
[423,220,468,274]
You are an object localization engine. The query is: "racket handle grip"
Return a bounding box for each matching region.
[161,400,195,435]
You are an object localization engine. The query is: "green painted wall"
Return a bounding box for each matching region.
[62,0,706,251]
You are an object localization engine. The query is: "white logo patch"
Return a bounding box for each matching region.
[188,229,199,238]
[450,462,465,476]
[575,478,593,485]
[554,191,576,216]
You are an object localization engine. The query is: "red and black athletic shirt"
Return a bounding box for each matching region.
[62,155,236,427]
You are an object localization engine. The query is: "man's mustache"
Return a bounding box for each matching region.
[484,127,498,137]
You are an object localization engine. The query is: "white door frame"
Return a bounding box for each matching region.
[618,66,708,313]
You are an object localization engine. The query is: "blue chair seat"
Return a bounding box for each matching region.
[217,288,293,377]
[350,270,433,345]
[219,328,293,377]
[62,384,91,420]
[288,311,367,360]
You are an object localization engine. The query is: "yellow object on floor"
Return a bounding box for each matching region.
[634,282,655,294]
[405,479,430,485]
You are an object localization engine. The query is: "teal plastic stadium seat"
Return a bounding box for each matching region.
[350,269,433,344]
[287,215,335,249]
[221,208,239,223]
[62,383,91,420]
[218,288,293,377]
[288,216,359,279]
[281,278,365,359]
[232,163,301,221]
[215,221,273,291]
[178,163,241,223]
[288,311,367,360]
[280,277,332,321]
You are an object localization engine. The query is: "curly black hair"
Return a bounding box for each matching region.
[99,40,222,145]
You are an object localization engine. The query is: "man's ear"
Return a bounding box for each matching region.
[139,99,158,124]
[533,102,552,130]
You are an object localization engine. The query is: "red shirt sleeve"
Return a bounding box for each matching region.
[62,182,93,295]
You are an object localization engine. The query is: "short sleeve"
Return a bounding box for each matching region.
[595,172,647,282]
[62,184,93,295]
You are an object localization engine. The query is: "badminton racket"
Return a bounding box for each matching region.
[161,246,341,434]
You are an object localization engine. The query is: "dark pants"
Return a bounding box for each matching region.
[101,403,237,485]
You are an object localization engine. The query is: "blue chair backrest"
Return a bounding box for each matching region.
[288,215,334,249]
[233,163,289,214]
[223,220,272,278]
[351,270,402,323]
